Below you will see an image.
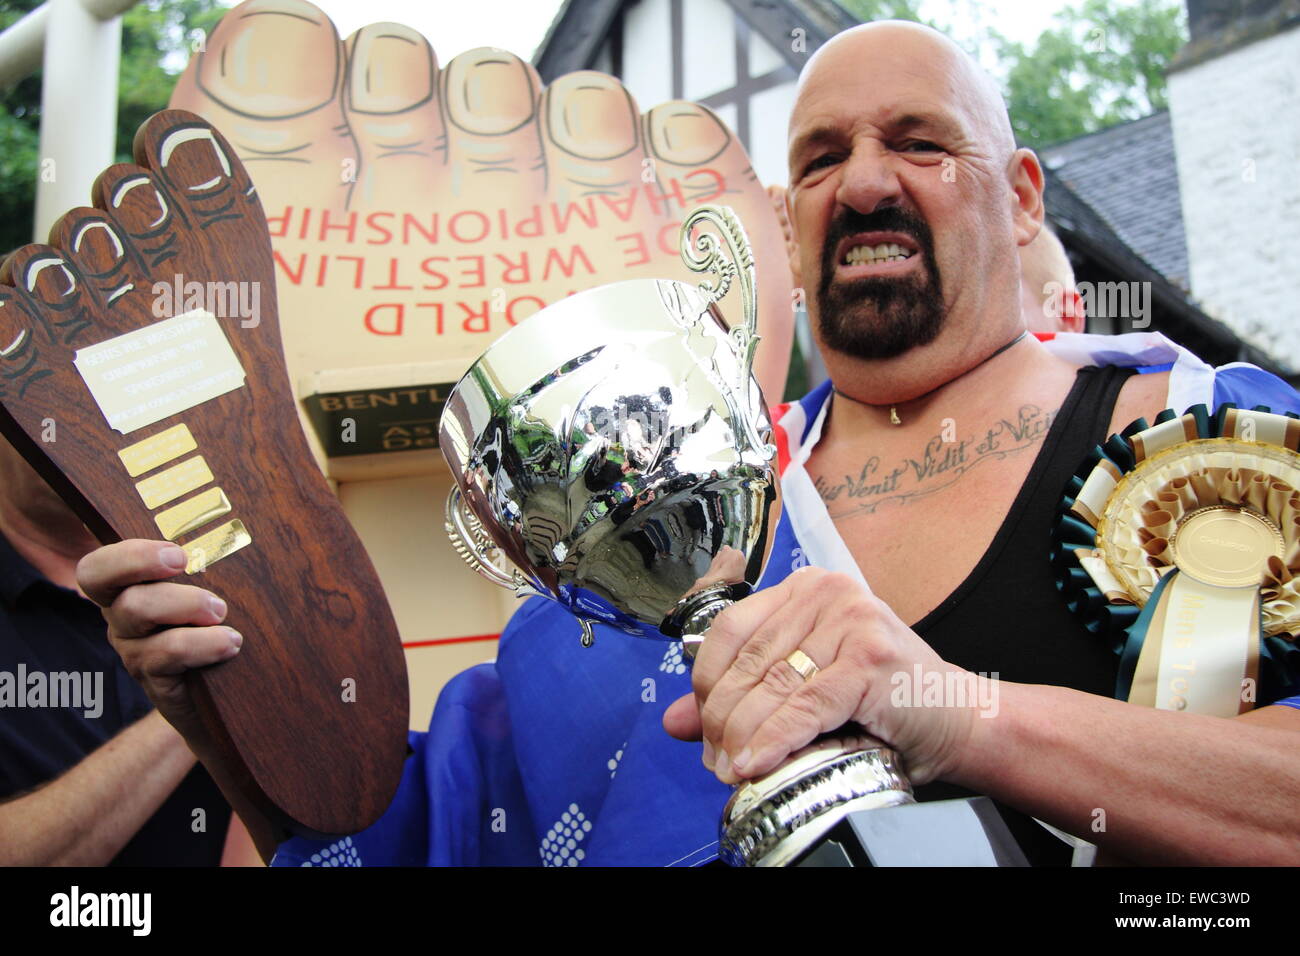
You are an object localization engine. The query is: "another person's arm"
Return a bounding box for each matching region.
[75,539,281,862]
[0,709,195,865]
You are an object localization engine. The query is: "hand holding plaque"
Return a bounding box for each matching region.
[0,110,408,844]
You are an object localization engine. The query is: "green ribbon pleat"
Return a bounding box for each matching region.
[1260,634,1298,697]
[1116,569,1177,702]
[1056,514,1097,547]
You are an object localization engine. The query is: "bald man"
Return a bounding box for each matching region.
[79,22,1300,866]
[1020,225,1085,334]
[662,21,1300,864]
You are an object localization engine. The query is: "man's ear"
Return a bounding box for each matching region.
[770,184,802,287]
[1009,148,1045,248]
[1063,290,1085,334]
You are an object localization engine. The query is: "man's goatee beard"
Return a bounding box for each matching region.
[814,208,946,361]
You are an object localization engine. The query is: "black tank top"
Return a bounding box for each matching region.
[909,364,1135,864]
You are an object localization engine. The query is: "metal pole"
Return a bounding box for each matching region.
[32,0,125,241]
[0,5,50,90]
[0,1,138,90]
[81,0,144,17]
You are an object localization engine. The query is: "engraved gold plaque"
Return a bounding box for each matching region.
[1170,506,1282,588]
[154,487,232,540]
[117,423,198,477]
[184,518,251,574]
[135,455,215,510]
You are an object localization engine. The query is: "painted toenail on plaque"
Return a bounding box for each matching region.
[647,103,730,165]
[108,176,170,231]
[159,128,233,190]
[445,49,538,135]
[69,221,128,277]
[22,256,76,300]
[547,72,639,160]
[348,24,435,113]
[197,0,338,117]
[0,301,23,356]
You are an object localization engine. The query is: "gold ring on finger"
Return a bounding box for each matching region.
[785,648,819,682]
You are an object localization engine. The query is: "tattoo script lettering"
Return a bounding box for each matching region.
[814,404,1057,518]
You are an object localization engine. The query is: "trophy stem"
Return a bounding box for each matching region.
[659,583,917,867]
[661,581,753,658]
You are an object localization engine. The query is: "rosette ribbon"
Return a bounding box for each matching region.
[1053,403,1300,716]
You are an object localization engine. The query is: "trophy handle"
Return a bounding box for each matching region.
[679,205,773,459]
[444,486,536,596]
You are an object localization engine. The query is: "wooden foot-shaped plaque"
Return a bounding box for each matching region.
[0,110,408,839]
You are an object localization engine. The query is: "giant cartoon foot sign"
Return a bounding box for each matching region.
[0,111,408,841]
[171,0,794,453]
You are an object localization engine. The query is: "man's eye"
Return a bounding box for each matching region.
[802,154,840,176]
[902,140,942,153]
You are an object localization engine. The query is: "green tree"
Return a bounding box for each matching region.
[0,0,229,254]
[117,0,228,164]
[836,0,925,20]
[994,0,1186,147]
[834,0,1187,149]
[0,0,46,253]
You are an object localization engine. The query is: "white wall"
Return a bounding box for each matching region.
[614,0,798,187]
[621,0,673,107]
[681,0,736,100]
[1168,27,1300,369]
[750,80,797,186]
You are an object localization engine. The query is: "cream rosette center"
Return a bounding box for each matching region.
[1087,440,1300,638]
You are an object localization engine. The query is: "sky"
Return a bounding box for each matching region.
[310,0,568,60]
[306,0,1082,64]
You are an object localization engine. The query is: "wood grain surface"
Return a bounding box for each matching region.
[0,110,409,839]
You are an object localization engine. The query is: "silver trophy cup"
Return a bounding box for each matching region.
[438,206,917,866]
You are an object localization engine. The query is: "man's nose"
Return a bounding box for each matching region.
[834,144,903,215]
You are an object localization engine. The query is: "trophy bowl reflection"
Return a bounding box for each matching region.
[439,206,917,867]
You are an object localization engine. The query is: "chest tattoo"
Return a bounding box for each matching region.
[813,404,1059,519]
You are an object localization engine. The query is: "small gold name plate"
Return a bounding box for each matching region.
[154,487,232,540]
[184,519,252,574]
[135,456,214,510]
[118,423,198,477]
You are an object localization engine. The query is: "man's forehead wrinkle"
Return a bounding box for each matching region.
[789,123,839,157]
[794,21,1013,157]
[879,102,968,137]
[788,103,967,158]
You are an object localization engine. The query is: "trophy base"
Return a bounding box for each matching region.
[666,585,1027,868]
[792,796,1030,867]
[719,738,916,867]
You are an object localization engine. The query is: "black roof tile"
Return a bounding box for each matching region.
[1041,111,1190,290]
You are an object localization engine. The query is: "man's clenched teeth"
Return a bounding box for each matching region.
[844,243,915,266]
